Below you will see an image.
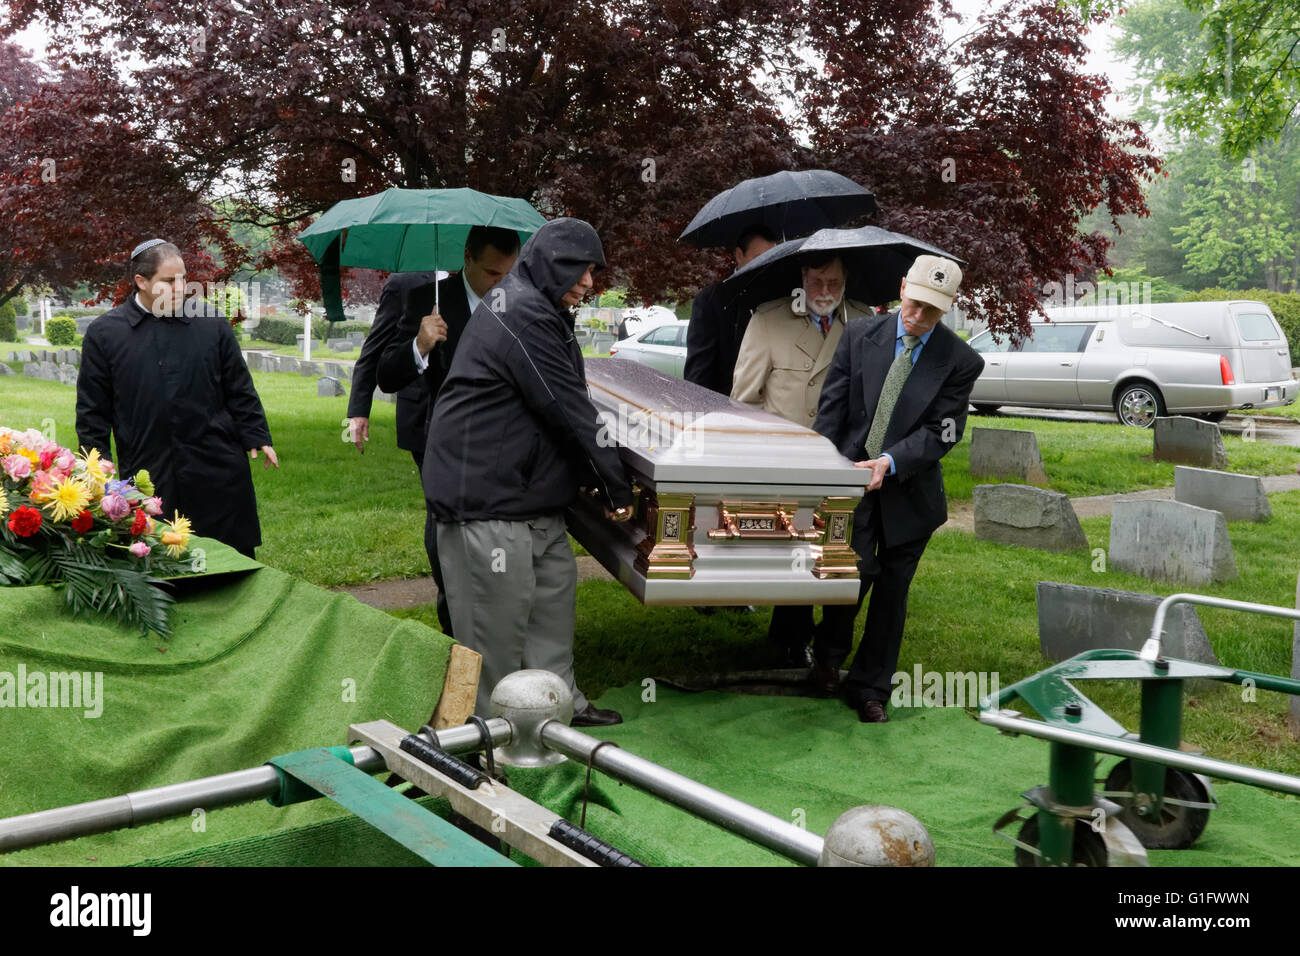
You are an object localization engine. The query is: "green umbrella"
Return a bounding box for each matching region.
[297,187,547,321]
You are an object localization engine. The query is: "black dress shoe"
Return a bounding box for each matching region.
[809,662,842,697]
[856,699,889,723]
[572,703,623,727]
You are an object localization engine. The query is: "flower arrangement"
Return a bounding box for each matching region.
[0,426,196,637]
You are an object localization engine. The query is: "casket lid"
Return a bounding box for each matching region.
[585,358,866,486]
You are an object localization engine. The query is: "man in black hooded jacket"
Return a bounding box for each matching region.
[424,218,634,725]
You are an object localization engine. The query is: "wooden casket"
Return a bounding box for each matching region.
[567,359,867,605]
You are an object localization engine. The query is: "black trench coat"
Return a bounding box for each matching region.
[75,297,273,555]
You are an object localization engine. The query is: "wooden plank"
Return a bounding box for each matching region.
[433,644,481,730]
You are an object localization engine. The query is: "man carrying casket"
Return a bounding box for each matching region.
[731,253,874,670]
[813,255,984,722]
[424,218,634,726]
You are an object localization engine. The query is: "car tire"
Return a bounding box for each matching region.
[1114,382,1165,428]
[971,404,1001,415]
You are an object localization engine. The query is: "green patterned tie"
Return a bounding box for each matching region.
[865,334,921,459]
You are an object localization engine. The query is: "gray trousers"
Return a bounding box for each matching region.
[437,513,588,716]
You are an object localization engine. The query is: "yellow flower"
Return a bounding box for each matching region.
[18,448,40,468]
[161,512,192,557]
[42,476,92,522]
[78,447,110,489]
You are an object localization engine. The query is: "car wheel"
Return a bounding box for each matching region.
[1114,382,1165,428]
[971,404,1001,415]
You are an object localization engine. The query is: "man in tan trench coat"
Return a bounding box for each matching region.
[731,252,873,674]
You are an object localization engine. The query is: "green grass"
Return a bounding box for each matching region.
[946,414,1298,501]
[249,340,362,362]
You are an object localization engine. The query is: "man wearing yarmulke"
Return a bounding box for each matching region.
[76,239,277,559]
[812,255,984,723]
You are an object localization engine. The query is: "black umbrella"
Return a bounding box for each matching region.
[722,225,964,309]
[678,169,877,248]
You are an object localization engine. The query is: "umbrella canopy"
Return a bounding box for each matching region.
[678,169,877,248]
[297,187,547,320]
[722,225,964,310]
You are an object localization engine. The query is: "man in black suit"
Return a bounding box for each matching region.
[347,272,437,465]
[375,226,520,635]
[812,255,984,723]
[683,224,777,395]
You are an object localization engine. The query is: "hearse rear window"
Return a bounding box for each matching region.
[1235,312,1280,341]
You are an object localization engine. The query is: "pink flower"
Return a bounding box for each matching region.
[100,493,130,521]
[143,496,163,516]
[29,470,55,498]
[129,541,150,558]
[2,455,31,481]
[102,461,115,476]
[54,451,74,473]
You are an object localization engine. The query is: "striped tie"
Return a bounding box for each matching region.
[865,334,921,459]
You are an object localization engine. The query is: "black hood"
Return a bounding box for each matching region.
[515,217,605,306]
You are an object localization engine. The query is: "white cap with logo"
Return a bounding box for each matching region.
[903,255,962,313]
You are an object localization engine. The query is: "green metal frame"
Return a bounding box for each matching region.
[266,748,515,867]
[986,648,1300,866]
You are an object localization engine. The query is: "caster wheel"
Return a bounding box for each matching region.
[1104,759,1210,849]
[1013,812,1110,867]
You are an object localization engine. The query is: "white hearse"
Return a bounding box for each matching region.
[967,300,1298,426]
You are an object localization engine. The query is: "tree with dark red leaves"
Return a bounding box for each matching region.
[1,0,1157,334]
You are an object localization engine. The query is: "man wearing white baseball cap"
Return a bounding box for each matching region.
[811,254,984,722]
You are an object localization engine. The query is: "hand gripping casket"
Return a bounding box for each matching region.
[567,359,867,605]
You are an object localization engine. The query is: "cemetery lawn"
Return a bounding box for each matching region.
[6,371,1300,772]
[250,340,363,362]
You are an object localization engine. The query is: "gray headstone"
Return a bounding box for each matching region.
[55,349,68,364]
[299,360,319,376]
[67,349,80,366]
[9,350,31,362]
[1153,415,1228,469]
[329,340,352,352]
[969,428,1048,484]
[1037,581,1219,664]
[973,483,1087,551]
[16,316,29,331]
[280,357,300,374]
[1109,499,1237,584]
[372,387,397,404]
[295,334,306,346]
[57,362,78,386]
[348,331,366,347]
[0,362,14,376]
[1291,570,1300,737]
[22,362,39,378]
[323,362,346,379]
[243,352,261,371]
[317,375,344,397]
[1174,465,1271,522]
[38,361,59,381]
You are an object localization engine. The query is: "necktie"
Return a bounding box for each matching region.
[817,314,831,335]
[865,334,921,459]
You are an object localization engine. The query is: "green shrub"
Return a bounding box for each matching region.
[0,301,15,342]
[252,316,318,345]
[326,321,370,339]
[1180,287,1300,365]
[46,314,78,346]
